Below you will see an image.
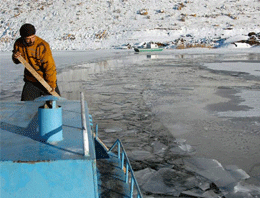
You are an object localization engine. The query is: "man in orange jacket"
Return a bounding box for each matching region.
[12,23,60,101]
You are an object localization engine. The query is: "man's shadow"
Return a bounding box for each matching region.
[1,113,40,140]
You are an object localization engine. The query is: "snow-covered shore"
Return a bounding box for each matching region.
[1,0,260,51]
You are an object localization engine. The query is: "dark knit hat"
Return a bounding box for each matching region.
[20,23,36,38]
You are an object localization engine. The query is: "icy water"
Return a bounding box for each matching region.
[1,50,260,196]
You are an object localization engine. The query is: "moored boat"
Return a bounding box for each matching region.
[134,42,163,52]
[0,94,142,198]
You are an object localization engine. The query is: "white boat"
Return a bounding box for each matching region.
[134,42,163,52]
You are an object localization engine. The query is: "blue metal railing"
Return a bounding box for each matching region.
[89,115,93,127]
[109,139,143,198]
[89,115,98,137]
[90,117,142,197]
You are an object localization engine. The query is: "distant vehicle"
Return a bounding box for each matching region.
[134,42,163,52]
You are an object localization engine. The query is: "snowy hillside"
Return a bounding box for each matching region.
[0,0,260,51]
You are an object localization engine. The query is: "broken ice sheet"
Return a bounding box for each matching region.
[178,143,195,153]
[139,168,191,196]
[184,158,238,188]
[104,126,123,133]
[225,165,250,180]
[152,141,167,157]
[202,190,224,198]
[233,181,260,195]
[134,168,156,187]
[225,182,260,198]
[180,189,205,198]
[184,157,224,171]
[225,193,254,198]
[170,138,196,155]
[176,139,195,153]
[151,141,167,151]
[127,150,156,161]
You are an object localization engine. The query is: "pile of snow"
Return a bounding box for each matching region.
[0,0,260,51]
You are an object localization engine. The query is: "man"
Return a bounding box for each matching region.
[12,23,60,101]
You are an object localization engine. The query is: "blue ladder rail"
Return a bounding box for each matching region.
[109,139,143,198]
[89,114,93,127]
[89,116,143,198]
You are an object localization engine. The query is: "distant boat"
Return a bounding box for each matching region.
[134,42,163,52]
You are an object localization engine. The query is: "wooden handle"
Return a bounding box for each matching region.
[17,56,60,97]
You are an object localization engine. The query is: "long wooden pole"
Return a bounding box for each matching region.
[17,55,60,97]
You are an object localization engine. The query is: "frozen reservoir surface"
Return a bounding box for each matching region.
[1,48,260,197]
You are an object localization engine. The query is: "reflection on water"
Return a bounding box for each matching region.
[217,90,260,117]
[147,55,158,59]
[204,62,260,77]
[145,52,260,62]
[57,52,260,100]
[1,51,259,101]
[59,61,111,82]
[58,60,120,100]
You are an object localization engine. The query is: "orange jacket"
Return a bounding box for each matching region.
[12,36,57,88]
